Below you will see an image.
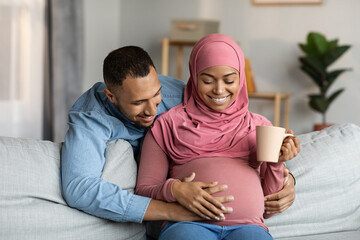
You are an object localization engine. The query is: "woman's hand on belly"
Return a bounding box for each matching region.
[172,172,233,221]
[184,172,234,213]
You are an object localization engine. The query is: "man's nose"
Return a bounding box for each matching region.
[144,100,158,116]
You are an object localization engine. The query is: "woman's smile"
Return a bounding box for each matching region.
[209,94,231,104]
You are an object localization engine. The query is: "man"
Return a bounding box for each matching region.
[61,46,295,226]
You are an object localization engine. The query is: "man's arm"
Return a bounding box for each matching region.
[264,129,299,214]
[260,129,299,215]
[264,167,295,214]
[61,111,150,223]
[144,200,200,222]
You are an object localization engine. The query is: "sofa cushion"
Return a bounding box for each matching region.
[278,231,360,240]
[265,123,360,239]
[0,136,145,240]
[102,139,138,194]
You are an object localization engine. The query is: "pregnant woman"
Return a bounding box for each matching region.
[136,34,300,240]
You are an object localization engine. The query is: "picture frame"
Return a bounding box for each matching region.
[252,0,322,5]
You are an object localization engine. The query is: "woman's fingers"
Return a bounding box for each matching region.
[198,183,235,217]
[279,135,300,162]
[286,130,294,135]
[213,195,234,214]
[202,193,226,213]
[172,181,228,220]
[203,184,228,195]
[182,172,196,182]
[213,195,234,204]
[188,205,212,220]
[188,189,225,218]
[293,136,301,152]
[193,200,225,221]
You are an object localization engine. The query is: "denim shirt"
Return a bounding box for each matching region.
[61,75,185,223]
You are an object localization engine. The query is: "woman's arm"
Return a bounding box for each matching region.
[135,131,178,202]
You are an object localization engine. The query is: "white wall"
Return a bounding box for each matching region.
[83,0,121,91]
[84,0,360,134]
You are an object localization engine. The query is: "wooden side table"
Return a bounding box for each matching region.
[161,38,196,79]
[248,92,290,129]
[161,38,291,129]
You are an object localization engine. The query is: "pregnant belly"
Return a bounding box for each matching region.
[170,157,265,227]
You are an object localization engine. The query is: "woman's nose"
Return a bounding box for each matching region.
[213,82,225,95]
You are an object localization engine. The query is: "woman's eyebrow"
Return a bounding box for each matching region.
[224,72,237,77]
[199,72,237,77]
[199,73,214,78]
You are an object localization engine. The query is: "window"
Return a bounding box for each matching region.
[0,0,45,138]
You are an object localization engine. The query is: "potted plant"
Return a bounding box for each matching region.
[298,32,351,130]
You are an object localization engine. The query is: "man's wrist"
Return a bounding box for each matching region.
[144,199,172,221]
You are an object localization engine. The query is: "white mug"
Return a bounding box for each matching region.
[256,125,293,163]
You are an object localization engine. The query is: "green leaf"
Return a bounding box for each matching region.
[300,65,323,87]
[309,94,328,113]
[327,88,345,105]
[299,43,312,55]
[308,32,328,56]
[326,68,350,81]
[299,43,317,56]
[327,39,338,50]
[323,45,351,67]
[320,78,336,94]
[309,89,344,114]
[322,69,351,93]
[300,56,326,74]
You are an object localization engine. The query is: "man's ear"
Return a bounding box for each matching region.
[104,88,116,104]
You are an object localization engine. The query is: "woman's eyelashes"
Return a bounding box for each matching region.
[201,79,235,85]
[200,78,213,84]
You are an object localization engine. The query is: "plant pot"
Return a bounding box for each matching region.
[313,124,333,131]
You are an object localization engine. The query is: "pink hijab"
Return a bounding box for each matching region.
[151,34,270,164]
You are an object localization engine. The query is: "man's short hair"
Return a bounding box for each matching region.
[103,46,156,88]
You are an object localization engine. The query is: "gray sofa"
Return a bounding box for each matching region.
[1,123,359,239]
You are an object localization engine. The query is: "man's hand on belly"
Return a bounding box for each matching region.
[263,168,295,215]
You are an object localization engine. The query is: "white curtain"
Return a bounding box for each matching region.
[50,0,84,143]
[0,0,45,139]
